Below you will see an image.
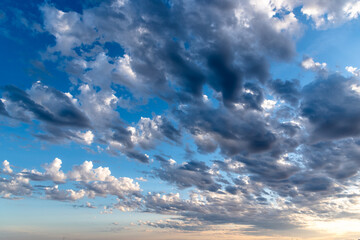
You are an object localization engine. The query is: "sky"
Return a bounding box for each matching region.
[2,0,360,239]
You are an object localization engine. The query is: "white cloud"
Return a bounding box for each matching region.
[87,176,140,199]
[23,158,66,183]
[0,174,32,199]
[43,158,66,183]
[73,130,94,145]
[67,160,111,182]
[136,177,147,182]
[2,160,13,174]
[41,5,96,56]
[346,66,360,77]
[301,57,327,71]
[1,159,142,203]
[261,99,277,110]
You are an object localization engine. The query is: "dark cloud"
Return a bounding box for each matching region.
[236,155,300,182]
[1,85,90,128]
[156,116,181,143]
[124,150,149,163]
[176,104,277,156]
[41,0,295,105]
[302,139,360,180]
[155,160,221,192]
[301,74,360,141]
[0,100,9,117]
[109,125,133,149]
[268,78,301,106]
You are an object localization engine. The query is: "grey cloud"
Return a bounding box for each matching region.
[301,74,360,141]
[124,150,149,163]
[236,155,300,182]
[269,78,301,106]
[0,175,32,198]
[176,104,277,156]
[302,139,360,180]
[1,85,90,128]
[155,160,221,192]
[144,191,299,232]
[0,100,9,117]
[41,0,295,105]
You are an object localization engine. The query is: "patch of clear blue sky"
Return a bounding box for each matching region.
[270,6,360,86]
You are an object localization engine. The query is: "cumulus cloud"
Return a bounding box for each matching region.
[22,157,66,183]
[0,158,141,203]
[2,160,13,174]
[346,65,360,77]
[45,185,86,201]
[127,115,181,150]
[0,174,32,199]
[301,57,327,72]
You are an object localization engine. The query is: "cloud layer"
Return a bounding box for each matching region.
[2,0,360,238]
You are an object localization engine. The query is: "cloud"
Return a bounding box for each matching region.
[301,57,327,72]
[346,65,360,77]
[176,104,277,156]
[45,185,86,201]
[1,83,90,128]
[3,0,360,236]
[67,160,111,182]
[0,158,141,203]
[22,157,66,183]
[2,160,13,174]
[268,78,301,106]
[155,160,221,192]
[39,0,296,105]
[0,174,32,199]
[135,177,147,182]
[301,74,360,141]
[300,0,360,28]
[127,115,181,150]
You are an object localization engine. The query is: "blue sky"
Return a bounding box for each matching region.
[2,0,360,239]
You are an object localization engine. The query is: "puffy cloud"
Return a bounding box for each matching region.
[68,160,111,182]
[300,0,360,28]
[45,185,86,201]
[23,157,66,183]
[301,57,327,72]
[41,4,97,56]
[346,65,360,77]
[73,130,94,145]
[128,115,181,149]
[67,160,141,198]
[0,174,32,199]
[2,160,13,174]
[85,176,141,199]
[39,0,296,105]
[1,159,141,203]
